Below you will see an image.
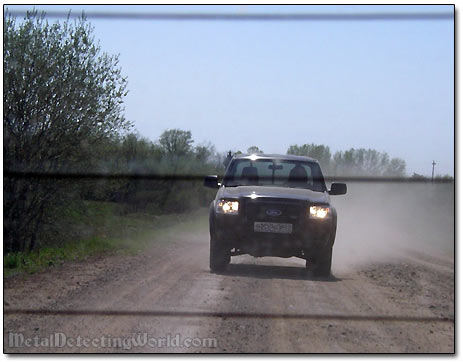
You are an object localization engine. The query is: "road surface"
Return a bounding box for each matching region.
[4,219,454,353]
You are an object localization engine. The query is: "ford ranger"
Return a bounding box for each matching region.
[204,154,347,277]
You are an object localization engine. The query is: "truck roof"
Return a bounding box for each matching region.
[233,153,318,163]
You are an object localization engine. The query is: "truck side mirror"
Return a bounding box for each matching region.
[329,183,347,195]
[204,175,219,189]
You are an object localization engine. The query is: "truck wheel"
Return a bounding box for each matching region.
[312,246,332,277]
[209,236,230,272]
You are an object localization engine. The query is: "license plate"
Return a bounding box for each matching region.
[254,222,292,234]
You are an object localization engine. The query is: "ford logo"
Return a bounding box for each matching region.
[266,209,282,217]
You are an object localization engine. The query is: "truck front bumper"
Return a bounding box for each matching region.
[212,214,334,258]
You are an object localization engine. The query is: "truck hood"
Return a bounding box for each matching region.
[218,185,329,204]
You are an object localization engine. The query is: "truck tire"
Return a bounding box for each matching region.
[209,235,230,272]
[312,246,332,277]
[311,222,336,277]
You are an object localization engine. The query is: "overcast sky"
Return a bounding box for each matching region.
[6,5,454,176]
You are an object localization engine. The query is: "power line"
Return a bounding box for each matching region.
[5,10,454,22]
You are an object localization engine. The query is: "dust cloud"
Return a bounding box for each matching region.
[330,182,454,272]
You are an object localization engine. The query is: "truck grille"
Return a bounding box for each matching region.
[244,199,303,223]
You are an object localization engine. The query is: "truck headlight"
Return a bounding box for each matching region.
[216,200,239,215]
[309,206,330,219]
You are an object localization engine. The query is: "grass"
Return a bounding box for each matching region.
[4,202,209,277]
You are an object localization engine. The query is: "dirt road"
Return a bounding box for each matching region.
[4,217,454,353]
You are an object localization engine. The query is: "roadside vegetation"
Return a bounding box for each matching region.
[4,202,208,277]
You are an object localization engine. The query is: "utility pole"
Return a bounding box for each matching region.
[432,160,436,183]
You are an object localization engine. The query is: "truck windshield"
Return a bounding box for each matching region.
[223,159,327,192]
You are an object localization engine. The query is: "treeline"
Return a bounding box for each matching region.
[286,144,406,177]
[79,130,224,213]
[224,144,408,178]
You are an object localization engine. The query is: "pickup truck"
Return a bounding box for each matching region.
[204,154,347,277]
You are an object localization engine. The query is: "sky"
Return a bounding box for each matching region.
[5,5,455,176]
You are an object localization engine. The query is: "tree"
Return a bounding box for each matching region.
[4,11,130,252]
[159,129,193,157]
[287,143,331,172]
[332,148,406,177]
[411,172,427,180]
[247,146,263,154]
[194,142,215,163]
[385,158,406,177]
